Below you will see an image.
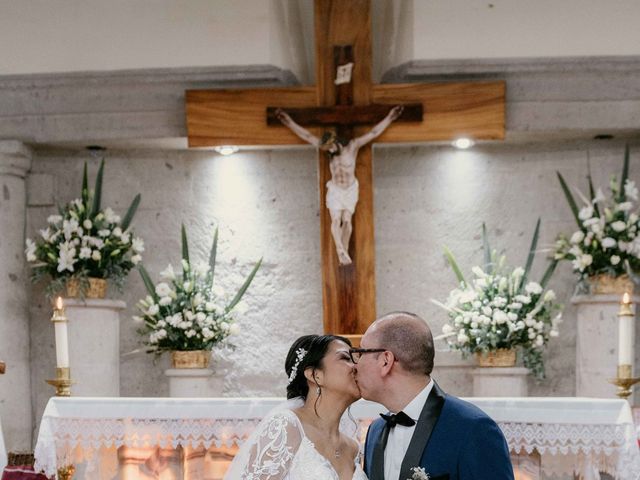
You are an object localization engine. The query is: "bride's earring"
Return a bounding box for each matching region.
[316,386,321,396]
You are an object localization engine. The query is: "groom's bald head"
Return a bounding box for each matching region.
[366,312,434,376]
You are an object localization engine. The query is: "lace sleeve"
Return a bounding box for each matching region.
[224,410,303,480]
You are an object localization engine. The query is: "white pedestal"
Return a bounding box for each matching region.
[66,298,126,397]
[573,294,638,398]
[165,368,224,397]
[472,367,529,397]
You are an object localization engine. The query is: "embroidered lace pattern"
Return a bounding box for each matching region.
[34,415,639,479]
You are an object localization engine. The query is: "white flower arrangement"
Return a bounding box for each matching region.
[408,466,430,480]
[135,226,261,353]
[434,222,562,380]
[25,160,142,295]
[554,145,640,282]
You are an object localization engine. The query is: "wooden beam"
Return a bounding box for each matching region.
[185,87,317,147]
[185,81,505,147]
[315,0,372,107]
[265,104,423,126]
[315,0,375,336]
[372,82,505,142]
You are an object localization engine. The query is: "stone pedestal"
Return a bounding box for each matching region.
[165,368,224,397]
[472,367,529,397]
[0,141,32,451]
[573,294,638,398]
[66,298,126,396]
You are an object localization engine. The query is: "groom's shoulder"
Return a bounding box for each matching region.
[442,394,497,425]
[368,415,386,431]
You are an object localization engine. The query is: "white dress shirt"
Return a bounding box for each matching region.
[384,379,434,480]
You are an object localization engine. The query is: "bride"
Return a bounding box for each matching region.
[224,334,368,479]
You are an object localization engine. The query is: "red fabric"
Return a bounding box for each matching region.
[1,466,50,480]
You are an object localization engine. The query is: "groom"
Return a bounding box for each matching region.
[353,312,514,480]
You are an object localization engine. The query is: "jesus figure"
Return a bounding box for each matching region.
[275,105,403,265]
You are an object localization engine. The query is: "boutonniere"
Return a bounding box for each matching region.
[408,466,430,480]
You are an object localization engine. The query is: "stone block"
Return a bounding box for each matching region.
[27,173,54,206]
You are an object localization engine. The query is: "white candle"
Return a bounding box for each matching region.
[53,297,69,368]
[618,292,634,367]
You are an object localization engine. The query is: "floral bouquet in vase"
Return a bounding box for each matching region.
[25,160,142,298]
[434,221,562,379]
[135,225,261,368]
[554,145,640,293]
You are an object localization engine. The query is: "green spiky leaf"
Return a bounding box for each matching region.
[81,162,89,207]
[138,265,158,301]
[587,174,600,217]
[443,246,466,286]
[482,223,492,273]
[121,194,141,231]
[620,144,630,202]
[540,259,558,289]
[90,159,105,218]
[209,228,219,286]
[557,171,581,227]
[181,224,189,264]
[226,258,262,312]
[521,218,541,289]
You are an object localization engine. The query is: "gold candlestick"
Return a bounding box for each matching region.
[608,293,639,399]
[47,297,73,396]
[609,364,640,399]
[46,367,72,397]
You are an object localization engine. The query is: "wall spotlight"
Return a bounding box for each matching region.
[452,138,474,149]
[214,146,239,156]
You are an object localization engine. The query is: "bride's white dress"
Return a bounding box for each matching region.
[224,401,368,480]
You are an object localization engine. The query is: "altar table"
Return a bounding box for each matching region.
[34,397,640,480]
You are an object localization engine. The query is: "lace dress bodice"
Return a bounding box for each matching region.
[224,408,368,480]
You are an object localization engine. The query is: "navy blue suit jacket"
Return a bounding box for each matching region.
[364,383,514,480]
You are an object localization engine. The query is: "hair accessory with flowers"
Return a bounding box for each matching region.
[287,348,308,385]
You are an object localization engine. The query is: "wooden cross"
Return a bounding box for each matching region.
[0,361,5,375]
[185,0,505,342]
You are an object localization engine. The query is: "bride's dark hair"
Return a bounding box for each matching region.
[285,334,352,400]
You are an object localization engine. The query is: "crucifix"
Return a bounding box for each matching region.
[185,0,505,341]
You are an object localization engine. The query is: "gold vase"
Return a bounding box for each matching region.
[476,349,517,367]
[65,277,108,299]
[171,350,211,369]
[588,274,635,295]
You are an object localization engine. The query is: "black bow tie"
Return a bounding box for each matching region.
[380,411,416,428]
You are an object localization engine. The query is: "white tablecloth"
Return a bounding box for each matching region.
[0,416,6,472]
[34,396,640,479]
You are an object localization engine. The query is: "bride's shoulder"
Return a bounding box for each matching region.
[259,408,304,434]
[265,407,300,422]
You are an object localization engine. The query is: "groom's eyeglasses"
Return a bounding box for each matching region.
[348,348,386,364]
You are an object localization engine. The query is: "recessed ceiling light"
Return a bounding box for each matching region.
[214,146,239,156]
[452,138,474,149]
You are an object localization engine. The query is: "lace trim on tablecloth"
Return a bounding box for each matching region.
[34,418,640,479]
